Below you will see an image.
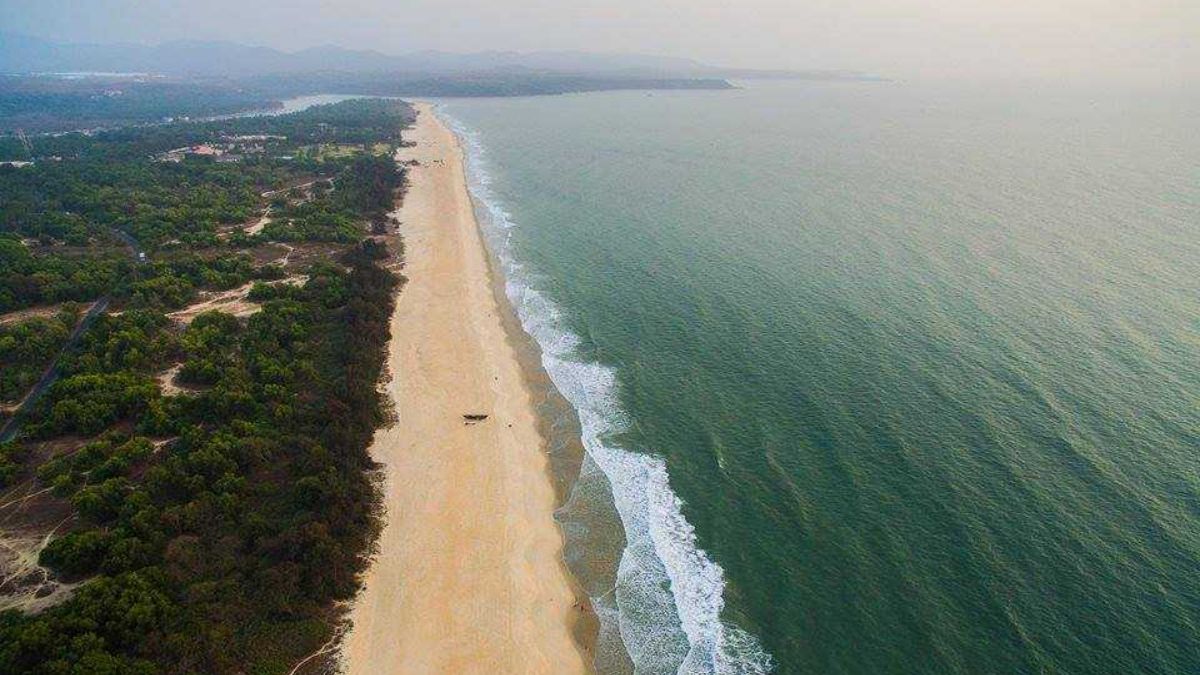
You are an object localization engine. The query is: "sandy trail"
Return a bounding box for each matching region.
[341,104,587,674]
[164,274,305,325]
[245,213,270,235]
[0,303,72,327]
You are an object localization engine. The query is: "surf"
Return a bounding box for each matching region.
[441,107,774,674]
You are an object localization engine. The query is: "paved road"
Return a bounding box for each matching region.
[0,228,143,443]
[0,298,110,442]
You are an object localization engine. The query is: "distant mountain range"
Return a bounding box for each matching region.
[0,32,875,81]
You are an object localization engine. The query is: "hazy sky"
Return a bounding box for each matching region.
[2,0,1197,82]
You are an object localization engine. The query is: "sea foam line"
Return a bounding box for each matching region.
[438,104,773,675]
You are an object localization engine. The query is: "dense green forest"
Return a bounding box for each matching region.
[0,308,77,401]
[1,98,409,312]
[0,98,410,673]
[0,77,276,134]
[0,73,731,135]
[0,238,125,313]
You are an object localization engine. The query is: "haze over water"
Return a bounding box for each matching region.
[443,80,1200,673]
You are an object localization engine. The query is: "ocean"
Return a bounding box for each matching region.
[438,80,1200,674]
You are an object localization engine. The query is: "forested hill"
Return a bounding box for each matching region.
[0,71,734,135]
[0,33,883,134]
[0,98,411,673]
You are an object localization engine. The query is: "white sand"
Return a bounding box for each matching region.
[341,103,587,674]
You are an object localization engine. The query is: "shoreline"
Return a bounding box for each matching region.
[437,103,774,675]
[468,135,606,662]
[445,109,633,672]
[341,103,591,673]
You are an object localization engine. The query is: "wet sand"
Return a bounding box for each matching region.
[341,103,588,674]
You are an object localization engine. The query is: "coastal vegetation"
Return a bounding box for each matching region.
[0,98,410,673]
[0,237,125,313]
[0,308,77,402]
[0,75,277,134]
[0,69,735,135]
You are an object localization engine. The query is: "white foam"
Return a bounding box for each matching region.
[439,105,774,675]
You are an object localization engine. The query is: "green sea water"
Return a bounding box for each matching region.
[440,80,1200,674]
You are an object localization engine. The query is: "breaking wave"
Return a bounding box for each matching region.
[439,105,773,674]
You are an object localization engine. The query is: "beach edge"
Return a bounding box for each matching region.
[339,102,592,673]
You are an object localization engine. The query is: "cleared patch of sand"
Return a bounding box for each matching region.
[156,364,206,397]
[0,302,77,327]
[167,284,261,324]
[277,244,296,266]
[1,439,97,613]
[166,275,306,325]
[0,527,82,614]
[340,104,588,674]
[245,213,271,236]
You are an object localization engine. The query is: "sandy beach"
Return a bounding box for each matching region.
[341,103,588,674]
